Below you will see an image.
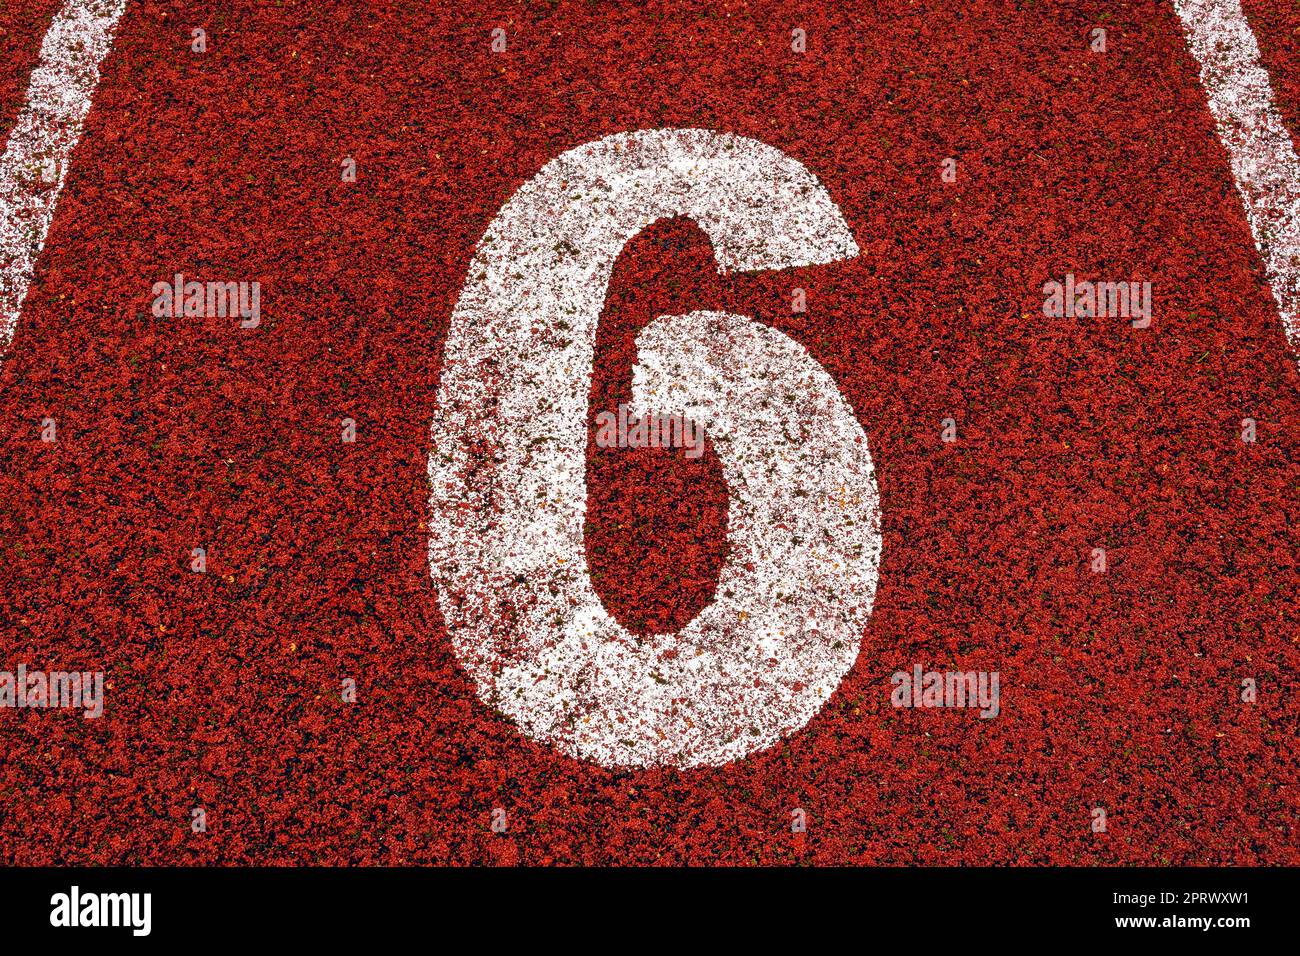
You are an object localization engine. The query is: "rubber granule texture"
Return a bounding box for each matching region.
[0,0,1295,865]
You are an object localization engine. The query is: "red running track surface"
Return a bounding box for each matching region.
[0,0,1295,864]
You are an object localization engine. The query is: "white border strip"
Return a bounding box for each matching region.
[0,0,126,358]
[1175,0,1300,356]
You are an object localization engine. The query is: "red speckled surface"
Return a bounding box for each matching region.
[0,0,1296,864]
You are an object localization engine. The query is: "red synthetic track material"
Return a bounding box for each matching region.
[0,0,1295,864]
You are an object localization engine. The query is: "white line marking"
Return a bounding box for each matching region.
[1175,0,1300,357]
[0,0,127,358]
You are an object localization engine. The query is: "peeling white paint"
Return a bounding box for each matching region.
[1175,0,1300,358]
[0,0,127,357]
[430,128,880,768]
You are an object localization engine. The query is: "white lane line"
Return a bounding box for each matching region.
[1174,0,1300,358]
[0,0,127,359]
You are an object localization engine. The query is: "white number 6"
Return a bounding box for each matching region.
[429,128,882,768]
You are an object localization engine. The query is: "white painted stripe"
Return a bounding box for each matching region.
[1174,0,1300,356]
[0,0,127,357]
